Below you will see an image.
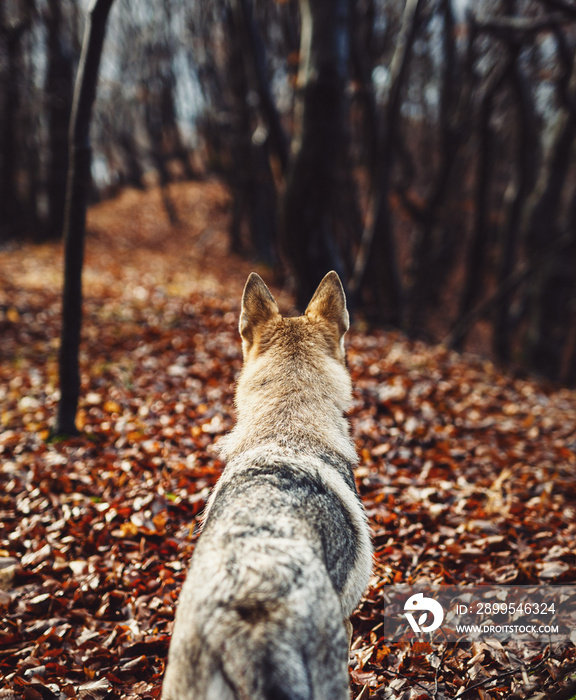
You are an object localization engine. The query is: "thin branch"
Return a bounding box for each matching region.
[474,12,573,38]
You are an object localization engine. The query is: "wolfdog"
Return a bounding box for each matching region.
[162,271,372,700]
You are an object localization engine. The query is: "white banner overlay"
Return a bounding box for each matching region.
[383,585,576,645]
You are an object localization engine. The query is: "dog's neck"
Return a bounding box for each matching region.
[218,355,357,466]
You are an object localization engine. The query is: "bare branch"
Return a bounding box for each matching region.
[474,12,573,38]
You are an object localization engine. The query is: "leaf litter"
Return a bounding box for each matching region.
[1,181,575,699]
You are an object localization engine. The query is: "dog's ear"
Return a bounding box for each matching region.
[240,273,280,347]
[305,271,349,337]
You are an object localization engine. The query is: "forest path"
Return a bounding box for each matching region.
[1,181,575,699]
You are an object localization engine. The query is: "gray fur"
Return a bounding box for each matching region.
[162,272,373,700]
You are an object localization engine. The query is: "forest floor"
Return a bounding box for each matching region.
[1,180,576,700]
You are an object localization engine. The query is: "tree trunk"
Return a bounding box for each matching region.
[349,0,423,326]
[280,0,350,309]
[45,0,75,241]
[225,4,278,265]
[0,17,28,243]
[493,52,537,362]
[349,0,378,177]
[520,36,576,377]
[56,0,115,436]
[144,76,179,226]
[160,69,196,181]
[560,179,576,385]
[451,57,511,351]
[117,130,146,189]
[234,0,289,175]
[406,0,460,335]
[523,112,576,377]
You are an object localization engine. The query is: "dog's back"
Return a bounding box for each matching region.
[162,272,372,700]
[163,464,352,700]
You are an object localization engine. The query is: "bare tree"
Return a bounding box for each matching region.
[349,0,424,325]
[523,53,576,376]
[493,25,538,361]
[280,0,351,309]
[405,0,465,334]
[0,6,30,243]
[452,53,512,351]
[57,0,116,435]
[45,0,75,240]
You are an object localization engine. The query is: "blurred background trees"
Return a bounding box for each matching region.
[2,0,576,383]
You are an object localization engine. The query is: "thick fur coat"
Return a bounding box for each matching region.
[162,272,372,700]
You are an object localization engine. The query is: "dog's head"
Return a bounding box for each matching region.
[239,271,350,365]
[221,271,354,459]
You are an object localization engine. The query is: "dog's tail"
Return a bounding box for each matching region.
[163,541,351,700]
[211,598,347,700]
